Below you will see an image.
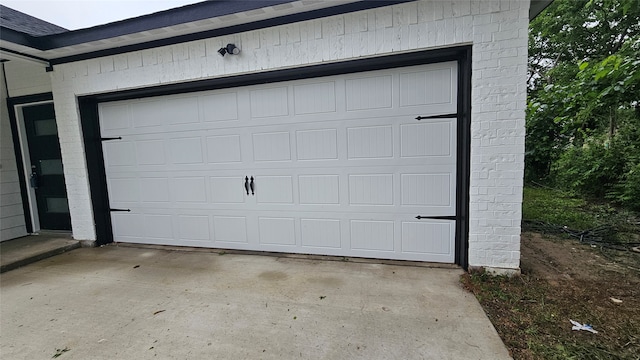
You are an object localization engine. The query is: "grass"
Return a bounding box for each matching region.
[522,187,595,229]
[462,186,640,360]
[522,186,639,245]
[463,270,639,360]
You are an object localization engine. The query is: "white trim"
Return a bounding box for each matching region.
[0,51,50,68]
[12,100,55,233]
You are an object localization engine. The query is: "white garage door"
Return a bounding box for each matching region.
[99,61,458,262]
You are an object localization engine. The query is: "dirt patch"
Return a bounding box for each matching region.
[520,232,636,282]
[462,231,640,359]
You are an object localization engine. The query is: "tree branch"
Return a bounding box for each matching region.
[609,26,629,55]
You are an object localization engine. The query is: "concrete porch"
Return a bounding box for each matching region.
[0,233,80,273]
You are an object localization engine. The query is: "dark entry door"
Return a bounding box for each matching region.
[23,103,71,231]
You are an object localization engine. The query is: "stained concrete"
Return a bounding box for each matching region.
[0,246,512,359]
[0,234,80,273]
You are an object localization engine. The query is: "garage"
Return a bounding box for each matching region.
[97,60,461,263]
[2,0,536,271]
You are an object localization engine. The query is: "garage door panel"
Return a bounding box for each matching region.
[206,135,242,163]
[144,214,174,240]
[250,86,289,118]
[213,216,248,244]
[112,213,145,238]
[254,176,294,204]
[293,81,337,115]
[350,220,395,251]
[400,121,455,158]
[345,75,393,111]
[178,215,211,242]
[300,218,342,249]
[99,101,455,140]
[295,128,338,160]
[347,125,394,159]
[109,209,454,261]
[100,61,459,263]
[210,177,247,204]
[135,140,167,165]
[201,92,239,122]
[252,131,292,161]
[140,177,171,203]
[399,68,454,107]
[169,137,205,164]
[129,96,199,128]
[401,173,453,207]
[298,175,340,205]
[99,103,131,131]
[98,63,457,138]
[103,141,136,167]
[108,178,140,203]
[105,168,455,214]
[162,97,200,125]
[258,217,296,246]
[172,177,207,203]
[348,174,394,205]
[401,221,455,262]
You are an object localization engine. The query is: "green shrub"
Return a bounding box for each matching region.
[551,126,640,211]
[552,139,627,198]
[611,163,640,210]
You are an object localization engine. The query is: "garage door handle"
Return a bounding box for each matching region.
[244,176,250,195]
[249,176,255,195]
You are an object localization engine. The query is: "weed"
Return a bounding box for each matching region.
[523,186,639,246]
[522,187,594,229]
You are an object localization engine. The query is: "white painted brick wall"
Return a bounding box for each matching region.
[50,0,529,270]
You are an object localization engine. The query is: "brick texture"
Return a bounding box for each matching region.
[49,0,529,269]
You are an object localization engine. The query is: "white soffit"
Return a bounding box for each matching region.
[3,0,361,61]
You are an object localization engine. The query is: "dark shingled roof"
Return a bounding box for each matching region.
[0,5,68,36]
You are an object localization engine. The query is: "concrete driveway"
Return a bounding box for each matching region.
[0,246,511,359]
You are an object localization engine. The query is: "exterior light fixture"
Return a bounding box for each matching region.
[218,43,240,56]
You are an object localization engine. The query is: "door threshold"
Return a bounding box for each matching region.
[30,230,73,239]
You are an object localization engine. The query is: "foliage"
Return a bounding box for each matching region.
[522,186,639,235]
[551,111,640,209]
[526,0,640,211]
[528,0,640,89]
[474,186,640,359]
[522,186,640,250]
[612,163,640,210]
[522,187,594,229]
[553,138,627,198]
[462,264,640,360]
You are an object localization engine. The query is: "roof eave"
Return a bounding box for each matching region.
[530,0,554,19]
[0,27,44,49]
[41,0,299,50]
[1,0,555,65]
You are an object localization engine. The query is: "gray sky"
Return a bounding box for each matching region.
[1,0,204,30]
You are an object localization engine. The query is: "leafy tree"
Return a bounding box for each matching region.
[526,0,640,210]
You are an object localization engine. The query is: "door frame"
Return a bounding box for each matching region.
[79,46,472,268]
[6,92,69,234]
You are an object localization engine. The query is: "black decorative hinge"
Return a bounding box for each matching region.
[101,137,122,141]
[415,113,458,121]
[415,215,456,220]
[110,208,131,212]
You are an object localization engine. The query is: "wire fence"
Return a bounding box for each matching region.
[522,219,640,252]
